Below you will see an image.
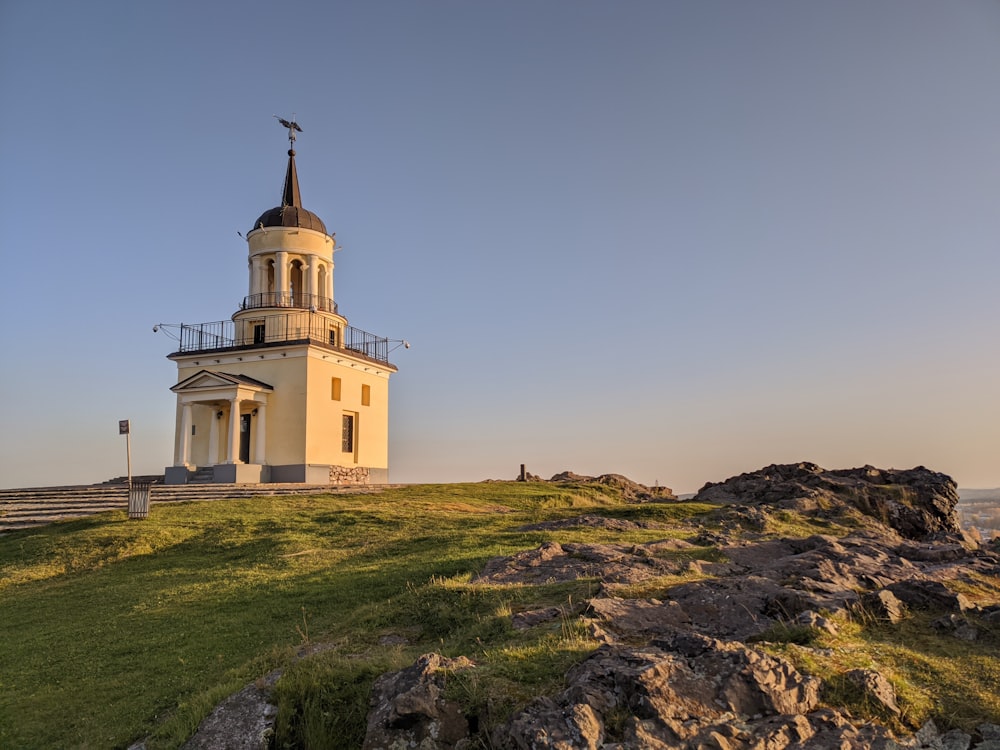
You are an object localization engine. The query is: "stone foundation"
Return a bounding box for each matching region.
[330,465,370,485]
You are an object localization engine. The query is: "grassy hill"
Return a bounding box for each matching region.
[1,482,997,748]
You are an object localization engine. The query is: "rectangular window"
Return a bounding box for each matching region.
[342,414,354,453]
[253,322,265,345]
[331,377,341,401]
[329,327,338,347]
[361,384,371,406]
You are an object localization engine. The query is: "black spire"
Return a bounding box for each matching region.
[251,117,327,234]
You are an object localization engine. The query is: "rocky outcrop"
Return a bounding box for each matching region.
[546,471,677,502]
[472,524,998,644]
[356,464,1000,750]
[487,634,907,749]
[695,463,963,540]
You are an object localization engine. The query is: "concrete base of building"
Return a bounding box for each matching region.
[165,464,388,485]
[213,463,269,484]
[164,466,192,485]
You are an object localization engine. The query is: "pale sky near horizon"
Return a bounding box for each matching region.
[1,1,999,493]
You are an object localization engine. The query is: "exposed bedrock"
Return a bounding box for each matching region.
[694,462,963,541]
[359,465,1000,750]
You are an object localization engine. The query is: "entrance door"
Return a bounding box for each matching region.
[239,413,252,463]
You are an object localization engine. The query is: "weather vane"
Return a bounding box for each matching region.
[274,114,303,147]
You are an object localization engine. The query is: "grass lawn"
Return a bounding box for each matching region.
[0,482,707,748]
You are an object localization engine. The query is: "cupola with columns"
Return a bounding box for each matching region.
[163,119,398,486]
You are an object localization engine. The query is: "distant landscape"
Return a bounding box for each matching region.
[958,488,1000,539]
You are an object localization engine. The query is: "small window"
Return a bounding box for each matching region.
[361,384,371,406]
[342,414,354,453]
[253,323,266,345]
[329,327,338,347]
[191,424,196,436]
[331,377,341,401]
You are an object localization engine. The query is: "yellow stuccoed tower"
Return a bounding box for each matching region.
[164,120,398,485]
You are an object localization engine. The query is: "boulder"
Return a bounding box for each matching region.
[362,653,474,750]
[844,668,901,716]
[860,589,907,624]
[181,670,281,750]
[886,580,973,613]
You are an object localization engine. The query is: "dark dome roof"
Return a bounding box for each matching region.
[251,147,328,235]
[253,205,327,233]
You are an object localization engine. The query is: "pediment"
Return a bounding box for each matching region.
[171,370,273,394]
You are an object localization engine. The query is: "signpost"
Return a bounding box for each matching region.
[120,419,150,519]
[119,419,132,487]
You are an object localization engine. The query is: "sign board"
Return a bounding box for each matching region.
[119,419,130,435]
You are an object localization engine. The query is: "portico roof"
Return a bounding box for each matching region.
[171,370,274,393]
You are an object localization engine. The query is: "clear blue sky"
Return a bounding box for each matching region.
[1,1,999,493]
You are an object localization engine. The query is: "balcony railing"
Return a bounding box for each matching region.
[173,312,393,365]
[241,292,338,314]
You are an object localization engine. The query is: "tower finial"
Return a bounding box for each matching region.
[274,114,303,149]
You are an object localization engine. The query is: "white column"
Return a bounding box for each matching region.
[208,410,220,465]
[176,402,193,467]
[226,398,241,464]
[249,257,261,297]
[327,262,334,300]
[308,257,319,301]
[253,403,266,465]
[275,250,288,304]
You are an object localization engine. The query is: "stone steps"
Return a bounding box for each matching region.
[0,482,385,533]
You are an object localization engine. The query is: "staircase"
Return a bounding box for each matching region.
[0,481,385,533]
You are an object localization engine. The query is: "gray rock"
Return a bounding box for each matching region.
[888,580,973,612]
[862,589,908,624]
[362,653,474,750]
[844,668,901,716]
[978,723,1000,740]
[915,719,941,746]
[932,613,979,641]
[939,728,972,750]
[182,670,281,750]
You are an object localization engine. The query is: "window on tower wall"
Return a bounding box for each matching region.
[342,414,354,453]
[329,327,338,347]
[361,384,371,406]
[253,322,265,345]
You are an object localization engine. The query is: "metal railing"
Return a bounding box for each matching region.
[241,292,338,314]
[174,313,392,365]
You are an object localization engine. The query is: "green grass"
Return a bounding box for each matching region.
[2,482,996,748]
[759,610,1000,734]
[0,483,706,749]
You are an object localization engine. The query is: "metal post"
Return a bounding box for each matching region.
[119,419,132,487]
